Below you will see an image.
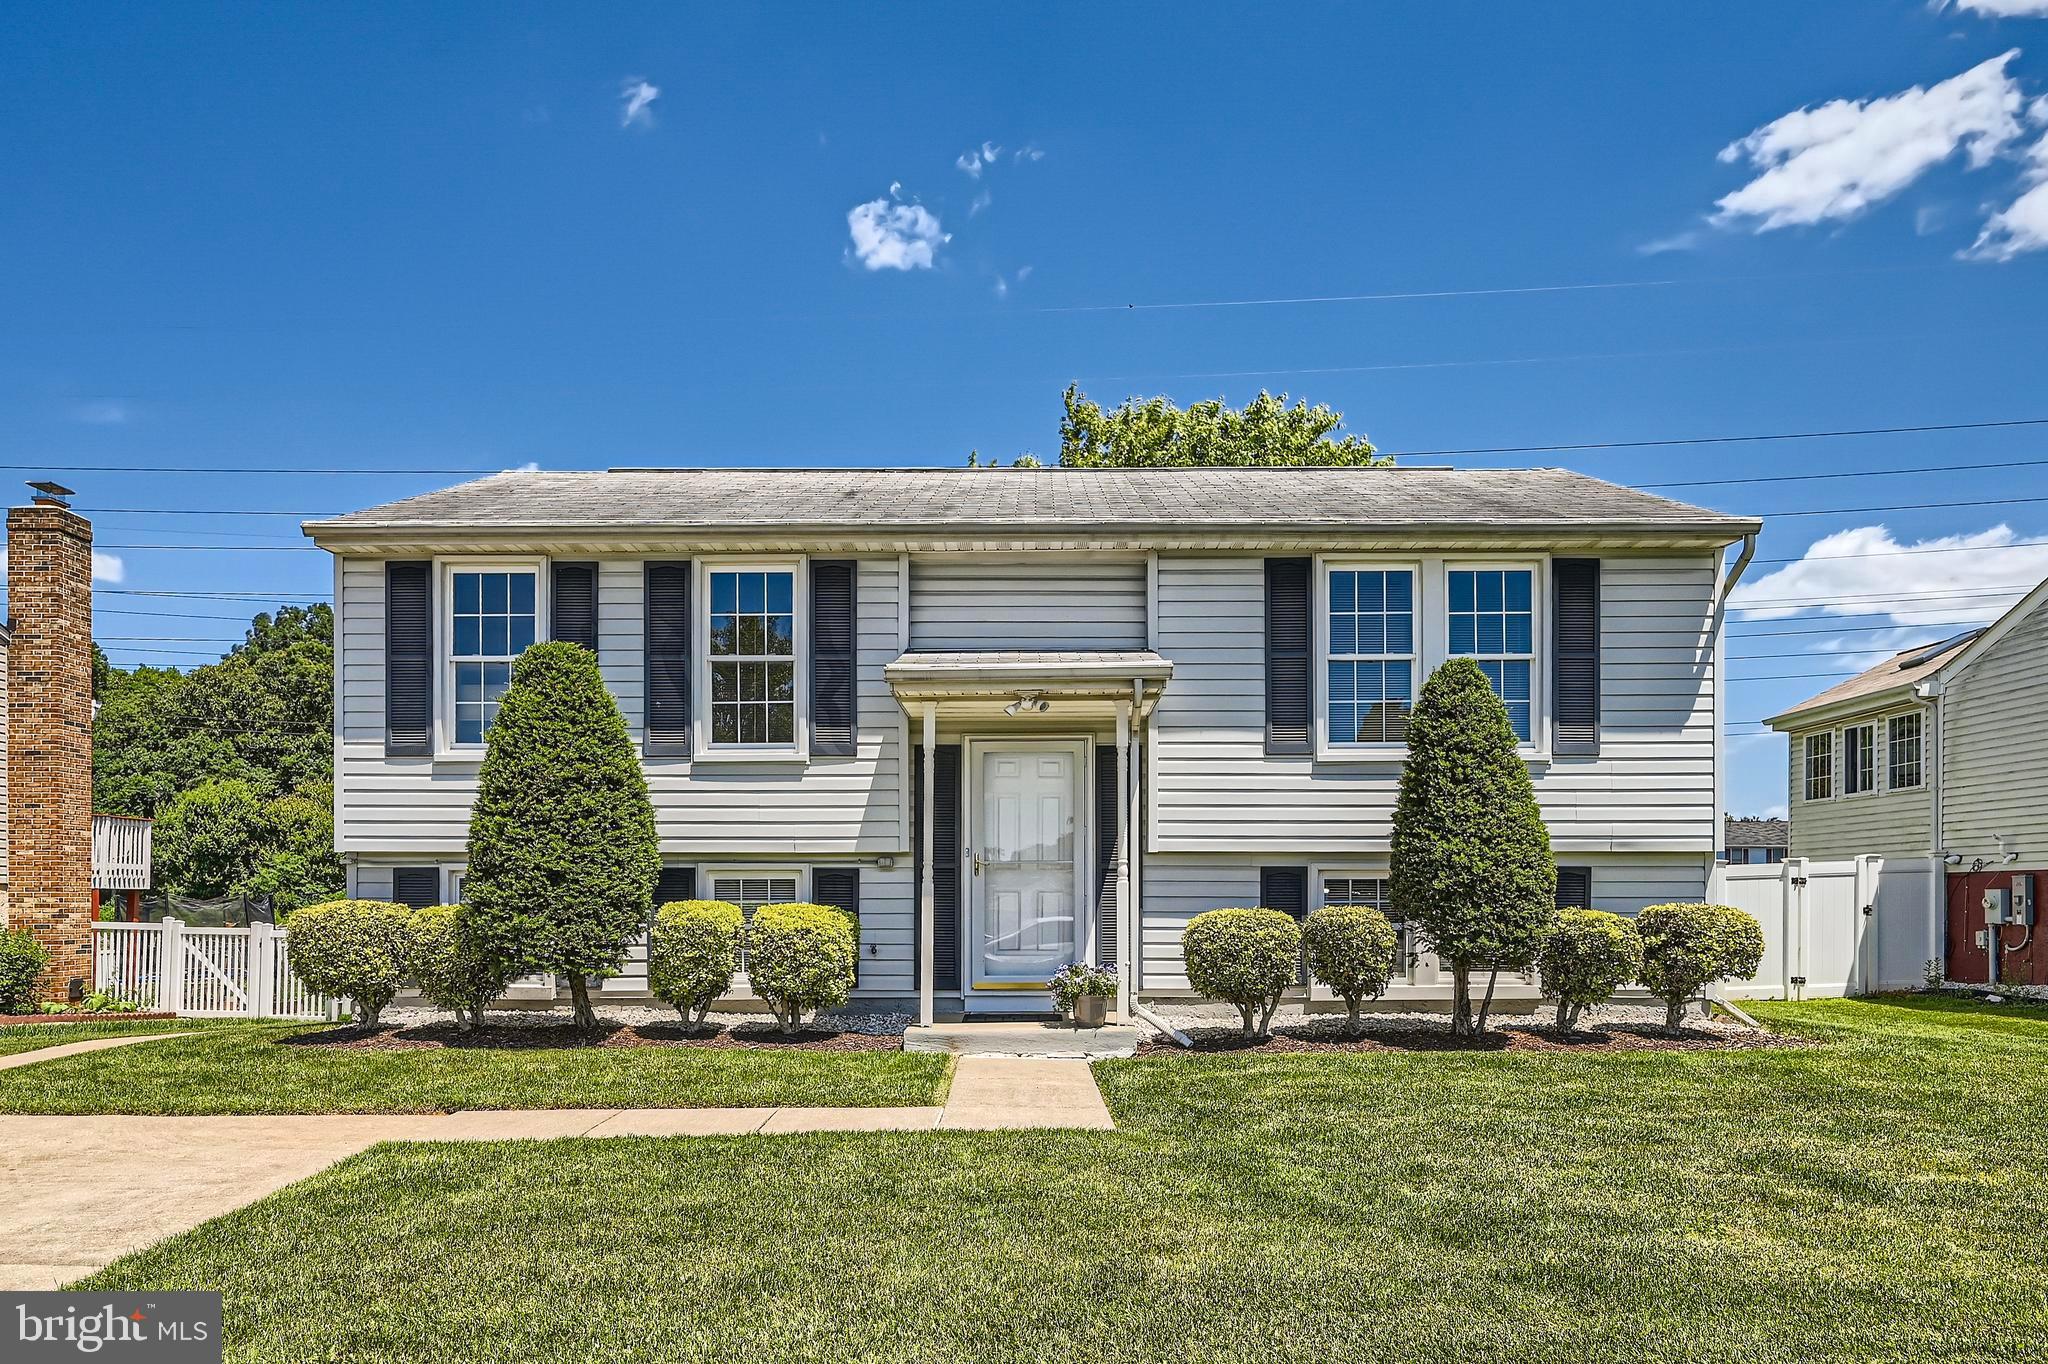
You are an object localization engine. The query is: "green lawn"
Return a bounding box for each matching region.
[0,1017,226,1058]
[0,1024,949,1113]
[73,996,2048,1362]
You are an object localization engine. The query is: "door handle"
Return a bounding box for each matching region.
[972,851,985,876]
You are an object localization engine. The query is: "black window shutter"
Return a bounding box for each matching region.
[809,561,858,756]
[913,744,963,993]
[384,561,433,756]
[391,866,440,909]
[1260,865,1311,985]
[644,561,692,756]
[812,866,862,986]
[1265,558,1313,755]
[551,562,599,652]
[653,866,696,907]
[1095,745,1119,968]
[1555,865,1592,911]
[1552,559,1601,757]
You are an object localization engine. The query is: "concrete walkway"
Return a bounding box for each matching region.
[0,1032,190,1071]
[0,1055,1110,1290]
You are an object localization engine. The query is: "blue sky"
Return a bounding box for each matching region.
[6,0,2048,819]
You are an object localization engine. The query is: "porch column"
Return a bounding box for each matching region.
[1115,698,1132,1019]
[918,701,936,1027]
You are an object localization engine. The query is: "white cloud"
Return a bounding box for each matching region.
[1015,264,1033,281]
[619,78,659,129]
[91,552,124,584]
[1713,50,2026,230]
[955,141,1002,177]
[1948,0,2048,15]
[1968,108,2048,256]
[1638,228,1706,255]
[1013,143,1044,162]
[846,197,949,270]
[1730,523,2048,625]
[993,275,1009,299]
[504,461,541,473]
[72,400,128,425]
[969,189,992,217]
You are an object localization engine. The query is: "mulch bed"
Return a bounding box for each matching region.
[1139,1018,1810,1056]
[0,1012,177,1026]
[281,1021,902,1053]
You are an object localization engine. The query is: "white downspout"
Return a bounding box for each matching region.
[1712,533,1758,894]
[1919,677,1945,978]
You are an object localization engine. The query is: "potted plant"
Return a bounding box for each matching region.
[1048,963,1117,1028]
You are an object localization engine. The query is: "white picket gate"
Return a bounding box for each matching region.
[93,920,340,1020]
[1710,855,1938,999]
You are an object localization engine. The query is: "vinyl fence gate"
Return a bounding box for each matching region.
[93,919,341,1019]
[1710,855,1939,999]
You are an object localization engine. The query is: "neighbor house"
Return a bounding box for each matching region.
[1721,815,1788,865]
[1767,575,2048,988]
[304,467,1760,1022]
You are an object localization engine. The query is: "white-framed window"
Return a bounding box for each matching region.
[1887,713,1924,791]
[1447,567,1537,743]
[1324,566,1417,746]
[1843,722,1877,796]
[703,867,805,979]
[1803,731,1834,802]
[442,560,544,749]
[1320,872,1412,984]
[699,560,804,752]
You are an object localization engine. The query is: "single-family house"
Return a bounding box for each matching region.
[1767,576,2048,988]
[304,466,1760,1021]
[1721,815,1788,865]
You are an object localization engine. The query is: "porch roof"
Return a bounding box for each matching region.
[883,649,1171,701]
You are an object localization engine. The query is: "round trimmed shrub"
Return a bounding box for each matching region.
[745,902,856,1034]
[1537,908,1643,1032]
[1182,907,1302,1038]
[1636,903,1766,1030]
[0,927,51,1014]
[284,898,416,1027]
[407,902,516,1030]
[1302,905,1399,1034]
[648,899,745,1031]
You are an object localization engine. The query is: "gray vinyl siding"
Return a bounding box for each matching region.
[1149,553,1719,855]
[333,556,906,856]
[908,555,1146,651]
[1138,852,1708,994]
[1785,711,1933,862]
[353,857,915,1001]
[1942,598,2048,859]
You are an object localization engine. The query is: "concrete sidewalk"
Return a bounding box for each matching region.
[0,1032,190,1071]
[0,1055,1112,1289]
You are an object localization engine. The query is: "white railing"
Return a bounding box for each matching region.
[92,920,339,1020]
[91,814,154,891]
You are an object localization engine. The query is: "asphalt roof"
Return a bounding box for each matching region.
[1723,815,1789,849]
[304,466,1757,535]
[1766,630,1983,727]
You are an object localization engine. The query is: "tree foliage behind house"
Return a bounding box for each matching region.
[1057,384,1389,467]
[93,604,342,907]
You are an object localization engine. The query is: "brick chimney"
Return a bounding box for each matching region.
[6,486,95,1003]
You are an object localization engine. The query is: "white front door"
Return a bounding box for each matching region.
[970,741,1086,990]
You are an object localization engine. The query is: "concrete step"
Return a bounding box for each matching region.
[904,1021,1142,1059]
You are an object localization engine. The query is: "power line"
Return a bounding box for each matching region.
[1731,617,1987,638]
[1641,456,2048,490]
[1744,539,2048,569]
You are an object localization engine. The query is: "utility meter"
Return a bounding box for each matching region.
[1984,885,2012,926]
[2011,873,2037,927]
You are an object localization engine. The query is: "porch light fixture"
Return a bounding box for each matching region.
[1003,691,1051,716]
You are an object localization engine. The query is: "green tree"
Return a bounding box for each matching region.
[1390,658,1556,1037]
[152,778,343,913]
[1058,384,1389,467]
[463,642,660,1031]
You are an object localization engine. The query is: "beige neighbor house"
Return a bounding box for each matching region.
[1766,574,2048,989]
[304,467,1760,1023]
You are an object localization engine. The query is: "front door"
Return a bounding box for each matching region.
[970,741,1086,990]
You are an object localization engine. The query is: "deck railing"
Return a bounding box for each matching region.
[90,813,153,891]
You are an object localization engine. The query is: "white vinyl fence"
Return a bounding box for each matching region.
[93,920,340,1019]
[1710,855,1939,999]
